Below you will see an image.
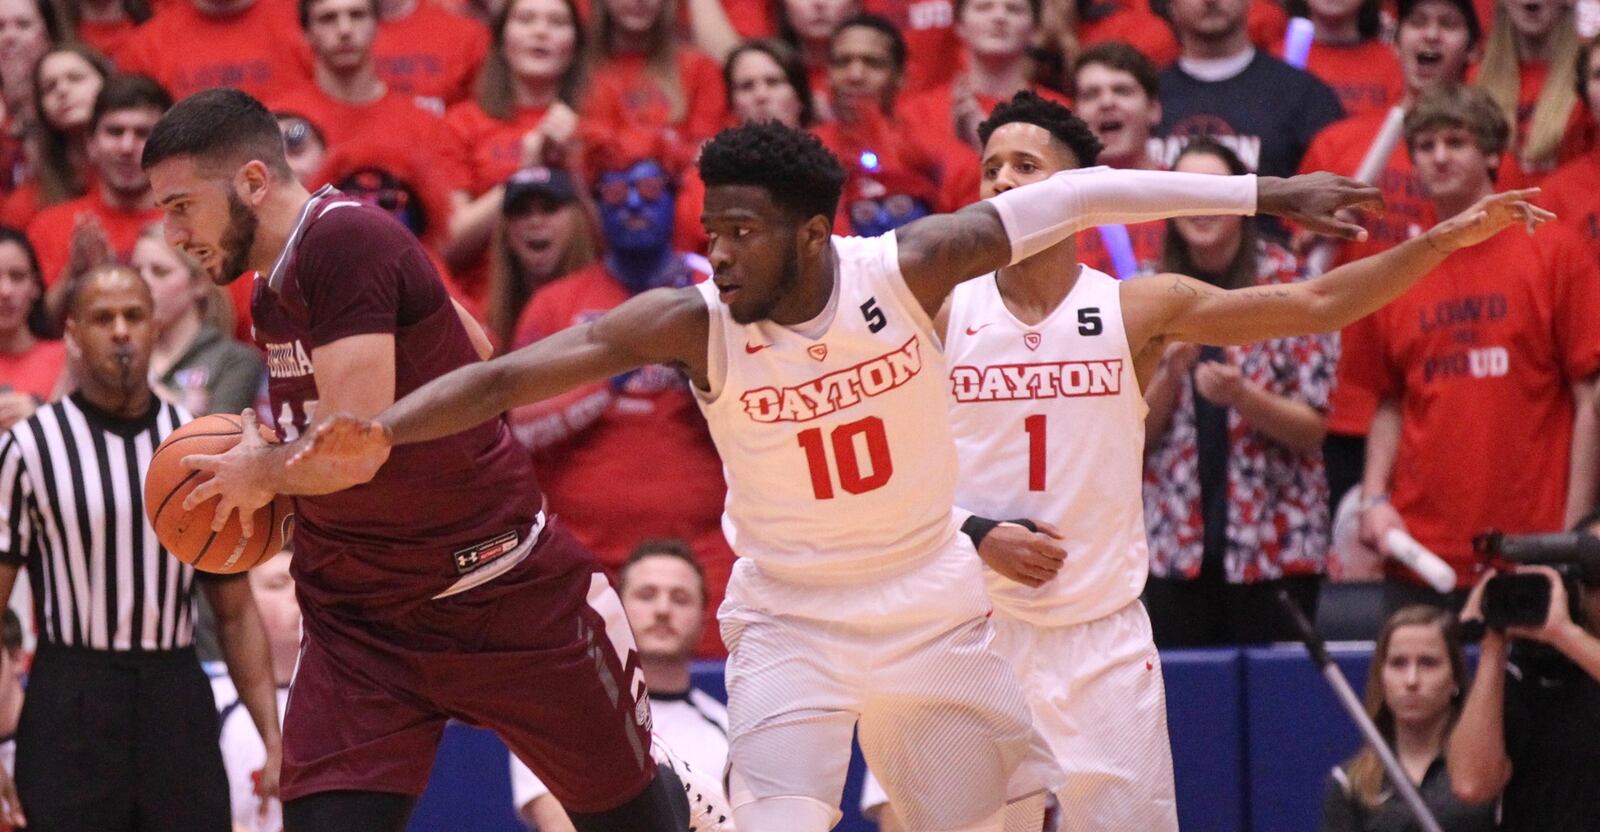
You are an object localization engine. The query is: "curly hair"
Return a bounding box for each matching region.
[698,121,846,223]
[977,89,1103,168]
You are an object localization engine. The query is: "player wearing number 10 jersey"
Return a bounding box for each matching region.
[295,120,1390,831]
[937,91,1552,831]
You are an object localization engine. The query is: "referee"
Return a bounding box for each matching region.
[0,266,280,830]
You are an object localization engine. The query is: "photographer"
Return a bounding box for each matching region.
[1447,511,1600,830]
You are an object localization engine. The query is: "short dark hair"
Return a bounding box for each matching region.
[977,89,1103,167]
[66,264,151,320]
[1073,41,1160,100]
[1403,85,1510,160]
[90,74,172,132]
[831,13,907,73]
[620,539,707,606]
[298,0,381,30]
[724,38,817,127]
[699,121,846,223]
[142,88,294,179]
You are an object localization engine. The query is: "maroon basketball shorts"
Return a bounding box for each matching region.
[279,523,656,813]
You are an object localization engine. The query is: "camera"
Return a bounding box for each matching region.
[1471,531,1600,630]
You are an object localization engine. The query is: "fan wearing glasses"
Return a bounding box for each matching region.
[505,130,733,660]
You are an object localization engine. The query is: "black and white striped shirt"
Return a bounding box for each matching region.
[0,393,196,651]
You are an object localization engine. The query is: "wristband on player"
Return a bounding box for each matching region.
[961,516,1039,549]
[1358,492,1390,513]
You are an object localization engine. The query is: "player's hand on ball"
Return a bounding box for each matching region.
[978,521,1067,588]
[1425,188,1553,253]
[288,415,393,486]
[182,409,275,537]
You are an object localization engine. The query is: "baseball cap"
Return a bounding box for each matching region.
[503,166,579,216]
[1397,0,1482,44]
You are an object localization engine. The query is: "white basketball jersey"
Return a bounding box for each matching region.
[945,267,1150,626]
[694,234,959,582]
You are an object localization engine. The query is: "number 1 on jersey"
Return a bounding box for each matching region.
[1024,414,1046,491]
[798,416,894,499]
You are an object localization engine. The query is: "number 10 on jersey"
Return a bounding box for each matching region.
[797,417,894,499]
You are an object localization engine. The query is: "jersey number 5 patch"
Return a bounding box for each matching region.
[861,297,887,333]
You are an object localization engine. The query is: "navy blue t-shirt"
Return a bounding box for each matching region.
[1156,51,1345,179]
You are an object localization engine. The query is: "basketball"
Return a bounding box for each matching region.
[143,413,294,574]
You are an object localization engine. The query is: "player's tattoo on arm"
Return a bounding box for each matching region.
[896,205,1011,313]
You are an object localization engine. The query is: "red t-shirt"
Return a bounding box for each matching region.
[442,100,549,196]
[582,50,727,158]
[0,339,65,400]
[0,182,42,230]
[116,0,312,103]
[372,4,489,109]
[509,261,733,657]
[1540,147,1600,259]
[1248,0,1290,51]
[1339,223,1600,582]
[269,86,469,190]
[77,17,140,60]
[1080,1,1179,68]
[1271,39,1403,120]
[25,194,163,288]
[1299,109,1438,435]
[1472,60,1597,187]
[894,82,1070,209]
[863,0,963,94]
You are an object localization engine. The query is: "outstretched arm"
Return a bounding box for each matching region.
[379,287,707,447]
[290,288,709,481]
[1121,189,1550,350]
[894,168,1382,314]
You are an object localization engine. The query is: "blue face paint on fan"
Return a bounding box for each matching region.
[597,160,676,257]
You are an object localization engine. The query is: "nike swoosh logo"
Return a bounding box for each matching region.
[744,343,769,354]
[965,324,994,336]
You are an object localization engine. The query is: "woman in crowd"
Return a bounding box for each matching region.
[773,0,857,105]
[582,0,725,161]
[1320,605,1495,832]
[485,165,596,352]
[0,226,60,430]
[1475,0,1590,183]
[667,38,813,253]
[135,225,264,417]
[1141,139,1334,646]
[0,0,58,197]
[443,0,585,289]
[1,44,112,227]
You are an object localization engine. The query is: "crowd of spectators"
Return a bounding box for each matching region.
[0,0,1598,827]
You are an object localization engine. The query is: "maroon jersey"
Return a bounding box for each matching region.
[252,187,547,617]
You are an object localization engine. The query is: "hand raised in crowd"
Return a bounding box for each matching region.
[1423,188,1554,253]
[0,390,38,432]
[65,212,116,284]
[1256,173,1384,241]
[976,521,1068,588]
[521,101,580,167]
[1193,358,1247,407]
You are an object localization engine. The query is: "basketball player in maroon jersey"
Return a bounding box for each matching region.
[139,89,688,832]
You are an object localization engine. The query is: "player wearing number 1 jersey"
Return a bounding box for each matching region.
[293,120,1388,832]
[934,91,1552,831]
